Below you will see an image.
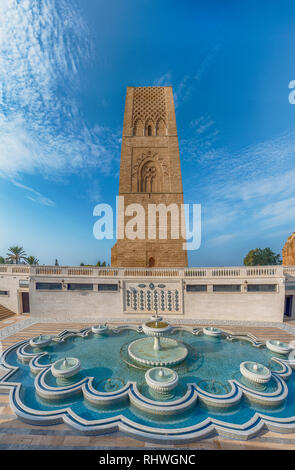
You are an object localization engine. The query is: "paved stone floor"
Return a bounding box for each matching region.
[1,321,295,450]
[0,314,29,330]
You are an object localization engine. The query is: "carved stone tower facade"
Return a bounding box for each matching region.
[111,86,188,267]
[283,232,295,265]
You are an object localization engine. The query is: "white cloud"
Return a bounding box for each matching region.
[180,115,220,162]
[206,233,236,246]
[255,197,295,229]
[0,0,120,188]
[194,44,221,82]
[153,72,172,86]
[182,122,295,245]
[11,180,55,207]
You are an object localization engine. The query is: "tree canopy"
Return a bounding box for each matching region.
[26,256,39,265]
[243,248,282,266]
[6,246,27,264]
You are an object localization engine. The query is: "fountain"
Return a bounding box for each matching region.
[240,361,271,384]
[51,357,81,381]
[29,335,52,348]
[145,367,179,393]
[128,313,188,366]
[203,327,222,337]
[92,324,108,335]
[266,339,291,355]
[3,322,295,443]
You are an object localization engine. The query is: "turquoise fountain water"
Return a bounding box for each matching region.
[1,319,295,442]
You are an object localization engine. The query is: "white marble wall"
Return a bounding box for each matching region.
[0,265,291,322]
[0,273,30,313]
[29,274,285,322]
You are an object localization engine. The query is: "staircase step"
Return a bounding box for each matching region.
[0,305,16,321]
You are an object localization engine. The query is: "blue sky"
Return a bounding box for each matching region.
[1,0,295,266]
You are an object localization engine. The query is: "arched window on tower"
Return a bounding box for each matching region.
[139,160,162,193]
[145,120,154,136]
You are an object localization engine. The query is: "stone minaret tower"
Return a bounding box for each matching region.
[111,86,188,267]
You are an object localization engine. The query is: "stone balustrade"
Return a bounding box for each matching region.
[0,264,292,278]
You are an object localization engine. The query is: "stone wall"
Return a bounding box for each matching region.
[111,86,188,268]
[0,265,290,322]
[283,232,295,265]
[0,273,29,314]
[28,271,285,323]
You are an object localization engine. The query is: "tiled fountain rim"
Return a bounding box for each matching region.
[1,326,295,442]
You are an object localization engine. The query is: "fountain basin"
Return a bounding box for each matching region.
[266,340,291,355]
[203,327,222,337]
[51,357,81,379]
[142,318,171,337]
[92,324,108,335]
[128,337,188,366]
[29,335,52,348]
[240,361,271,384]
[145,367,178,392]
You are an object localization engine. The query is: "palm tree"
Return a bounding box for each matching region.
[26,256,39,265]
[6,246,27,264]
[0,256,5,264]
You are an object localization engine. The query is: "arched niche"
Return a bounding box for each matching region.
[148,257,155,267]
[133,119,144,136]
[138,159,163,193]
[145,119,155,136]
[156,119,167,136]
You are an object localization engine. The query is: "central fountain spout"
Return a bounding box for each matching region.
[153,337,161,351]
[150,310,164,350]
[127,311,188,367]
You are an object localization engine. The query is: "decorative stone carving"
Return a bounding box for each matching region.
[131,150,169,193]
[132,87,167,128]
[111,86,188,268]
[124,281,183,314]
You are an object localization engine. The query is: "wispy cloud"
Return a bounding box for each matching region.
[153,44,221,109]
[11,180,55,207]
[255,197,295,229]
[206,233,236,246]
[194,44,221,82]
[182,121,295,243]
[153,72,172,86]
[173,44,221,108]
[181,115,219,161]
[0,0,120,186]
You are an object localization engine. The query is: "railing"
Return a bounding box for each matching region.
[36,267,62,275]
[0,264,288,278]
[246,267,278,277]
[283,267,295,276]
[11,266,30,274]
[185,267,281,278]
[123,269,180,277]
